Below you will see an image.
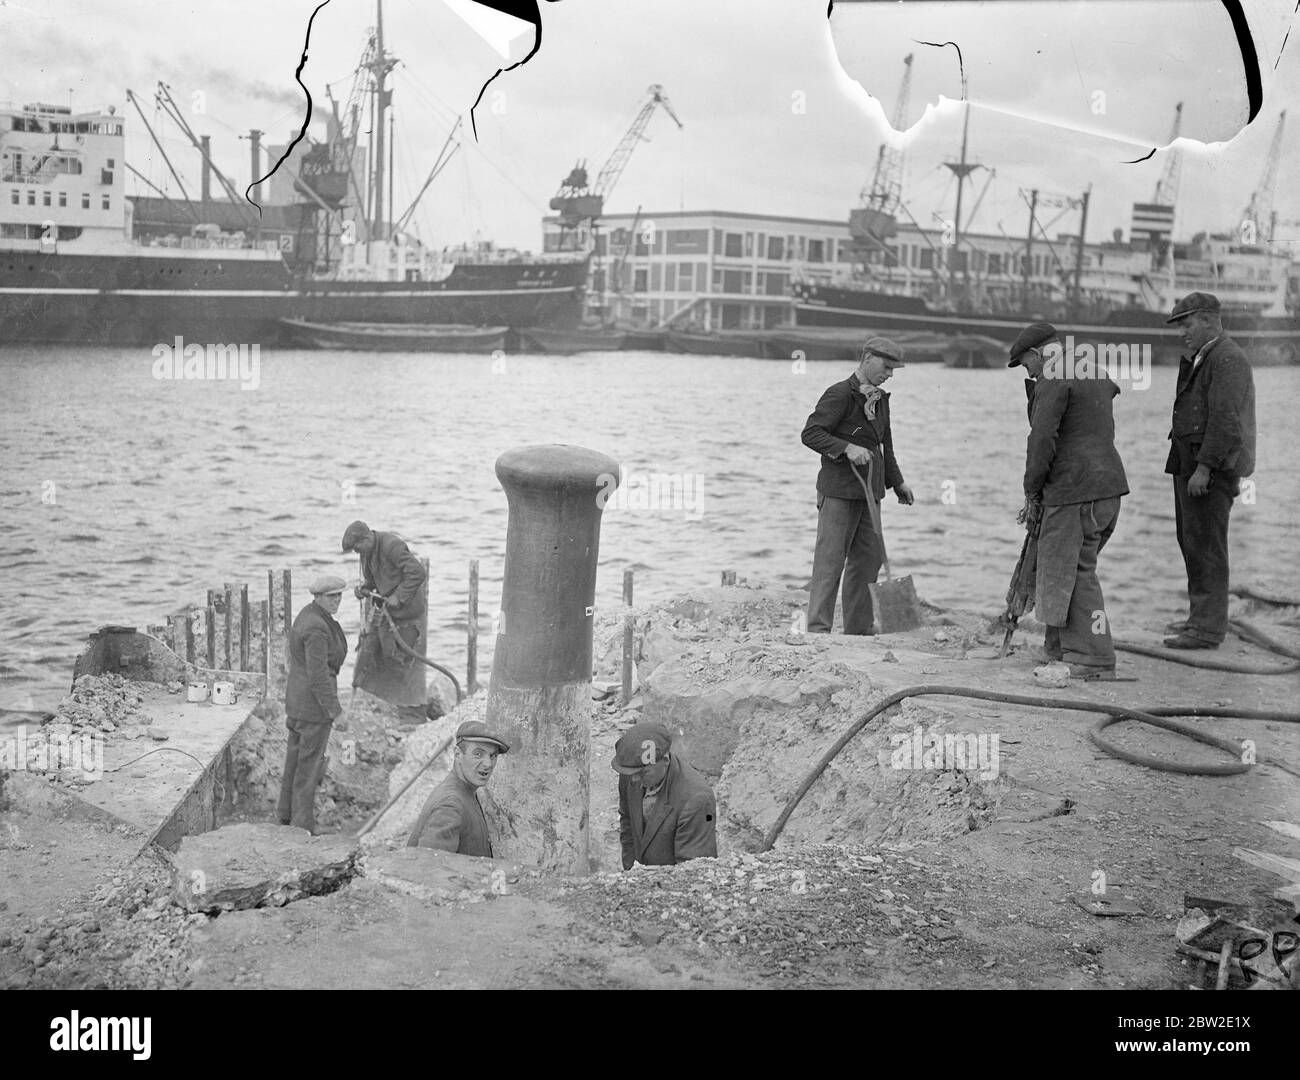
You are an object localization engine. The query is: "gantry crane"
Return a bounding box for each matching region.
[849,53,913,250]
[1152,101,1184,208]
[1240,110,1287,245]
[549,84,682,251]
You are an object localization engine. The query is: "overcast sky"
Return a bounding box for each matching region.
[2,0,1296,253]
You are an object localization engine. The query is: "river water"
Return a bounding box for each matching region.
[1,345,1296,717]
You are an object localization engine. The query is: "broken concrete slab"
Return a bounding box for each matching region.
[171,823,359,913]
[361,846,528,905]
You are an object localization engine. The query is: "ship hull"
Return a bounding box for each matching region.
[520,326,628,353]
[280,319,508,352]
[0,249,586,346]
[795,283,1300,365]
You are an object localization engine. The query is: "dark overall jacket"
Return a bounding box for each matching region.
[1023,374,1129,505]
[360,531,427,623]
[1165,335,1256,490]
[618,753,717,870]
[801,374,905,501]
[407,770,493,857]
[284,600,348,722]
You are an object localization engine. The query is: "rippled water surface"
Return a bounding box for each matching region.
[1,345,1296,714]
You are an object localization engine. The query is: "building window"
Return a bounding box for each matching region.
[102,194,110,210]
[81,192,90,209]
[744,232,753,257]
[767,236,784,260]
[678,262,693,291]
[43,190,51,206]
[634,268,648,292]
[919,249,934,270]
[664,263,676,291]
[808,239,825,263]
[27,189,36,205]
[9,189,16,205]
[724,232,743,258]
[650,263,661,291]
[58,191,67,207]
[988,253,1002,275]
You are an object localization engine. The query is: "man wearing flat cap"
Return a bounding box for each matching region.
[407,720,509,856]
[342,520,429,715]
[280,575,349,832]
[1162,292,1256,649]
[613,721,717,869]
[801,337,915,635]
[1008,323,1128,677]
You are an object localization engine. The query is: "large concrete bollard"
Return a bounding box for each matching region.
[484,444,620,873]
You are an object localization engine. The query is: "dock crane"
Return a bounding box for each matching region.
[549,84,682,251]
[1152,101,1184,209]
[1240,110,1286,245]
[849,53,913,251]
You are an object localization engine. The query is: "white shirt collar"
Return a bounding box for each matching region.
[1191,335,1221,369]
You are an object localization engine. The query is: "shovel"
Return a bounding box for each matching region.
[850,457,923,634]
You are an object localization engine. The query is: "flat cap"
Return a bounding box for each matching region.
[341,520,372,553]
[611,721,673,774]
[308,574,347,596]
[1008,322,1059,367]
[860,336,906,366]
[1166,291,1220,323]
[455,720,510,754]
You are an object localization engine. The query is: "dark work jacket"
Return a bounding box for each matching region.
[360,531,427,623]
[801,373,905,501]
[284,600,348,723]
[1023,375,1129,505]
[619,753,717,870]
[407,770,493,857]
[1165,335,1256,483]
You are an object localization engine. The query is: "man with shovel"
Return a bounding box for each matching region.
[802,337,915,635]
[1009,323,1128,678]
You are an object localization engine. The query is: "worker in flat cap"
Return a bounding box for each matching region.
[613,721,717,869]
[279,574,349,833]
[406,720,510,856]
[1162,292,1256,649]
[801,336,915,634]
[342,520,429,716]
[1008,323,1129,677]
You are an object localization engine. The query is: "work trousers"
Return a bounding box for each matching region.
[277,716,332,832]
[807,494,884,635]
[1036,497,1121,668]
[1172,476,1234,644]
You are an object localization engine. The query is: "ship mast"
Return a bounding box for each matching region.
[368,0,398,242]
[943,100,978,309]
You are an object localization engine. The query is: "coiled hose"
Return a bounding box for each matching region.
[759,684,1300,851]
[760,615,1300,849]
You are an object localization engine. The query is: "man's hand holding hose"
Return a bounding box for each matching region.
[1018,493,1043,531]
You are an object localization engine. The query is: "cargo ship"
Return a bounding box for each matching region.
[797,61,1299,365]
[0,8,587,347]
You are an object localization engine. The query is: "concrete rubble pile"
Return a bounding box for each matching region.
[3,853,201,991]
[553,843,972,982]
[171,822,360,913]
[50,673,155,737]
